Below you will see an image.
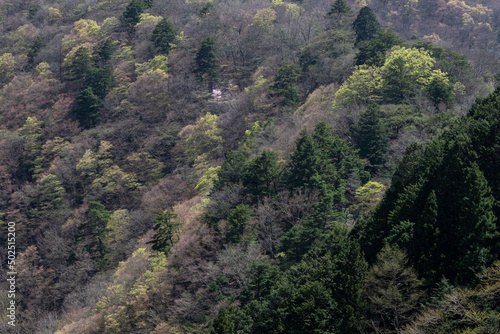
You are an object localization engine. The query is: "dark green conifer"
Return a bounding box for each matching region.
[225,204,252,244]
[243,150,280,200]
[84,66,114,99]
[250,227,367,333]
[456,163,497,282]
[328,0,352,16]
[77,202,111,269]
[67,46,91,81]
[122,0,146,27]
[356,29,404,66]
[356,104,389,173]
[196,37,221,91]
[148,210,181,254]
[214,150,249,191]
[365,245,426,332]
[286,129,321,190]
[151,18,178,54]
[73,86,103,128]
[272,64,301,106]
[353,6,380,45]
[93,38,114,64]
[27,36,45,64]
[426,77,455,109]
[211,305,252,334]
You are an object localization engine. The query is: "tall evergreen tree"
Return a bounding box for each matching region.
[328,0,352,16]
[355,29,404,66]
[84,66,114,99]
[148,210,182,254]
[356,104,389,173]
[77,202,111,269]
[225,204,252,244]
[73,86,103,129]
[353,6,380,45]
[211,305,252,334]
[456,163,497,282]
[248,227,368,334]
[27,36,46,64]
[32,174,65,219]
[122,0,147,27]
[413,190,440,278]
[93,38,114,64]
[365,245,426,332]
[151,18,178,54]
[67,46,91,81]
[243,150,280,201]
[272,64,301,106]
[426,77,455,109]
[286,129,321,190]
[214,150,249,191]
[327,0,353,29]
[196,37,221,91]
[281,122,369,261]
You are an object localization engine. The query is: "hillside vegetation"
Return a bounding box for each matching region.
[0,0,500,333]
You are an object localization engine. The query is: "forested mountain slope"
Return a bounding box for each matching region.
[0,0,499,333]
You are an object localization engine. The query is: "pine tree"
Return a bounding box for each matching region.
[413,189,440,279]
[355,29,404,67]
[214,150,249,191]
[456,163,498,282]
[327,0,353,29]
[286,129,321,190]
[251,227,368,333]
[67,46,91,81]
[272,64,301,106]
[77,202,111,269]
[84,66,114,99]
[211,305,252,334]
[32,174,65,218]
[313,121,370,184]
[365,245,426,332]
[243,150,280,201]
[27,36,45,64]
[356,104,389,173]
[328,0,352,16]
[93,38,114,64]
[151,18,178,55]
[225,204,252,244]
[73,86,103,129]
[196,37,221,91]
[353,6,380,45]
[426,77,455,109]
[148,210,182,254]
[122,0,146,27]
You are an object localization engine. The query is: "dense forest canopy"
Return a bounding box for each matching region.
[0,0,500,333]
